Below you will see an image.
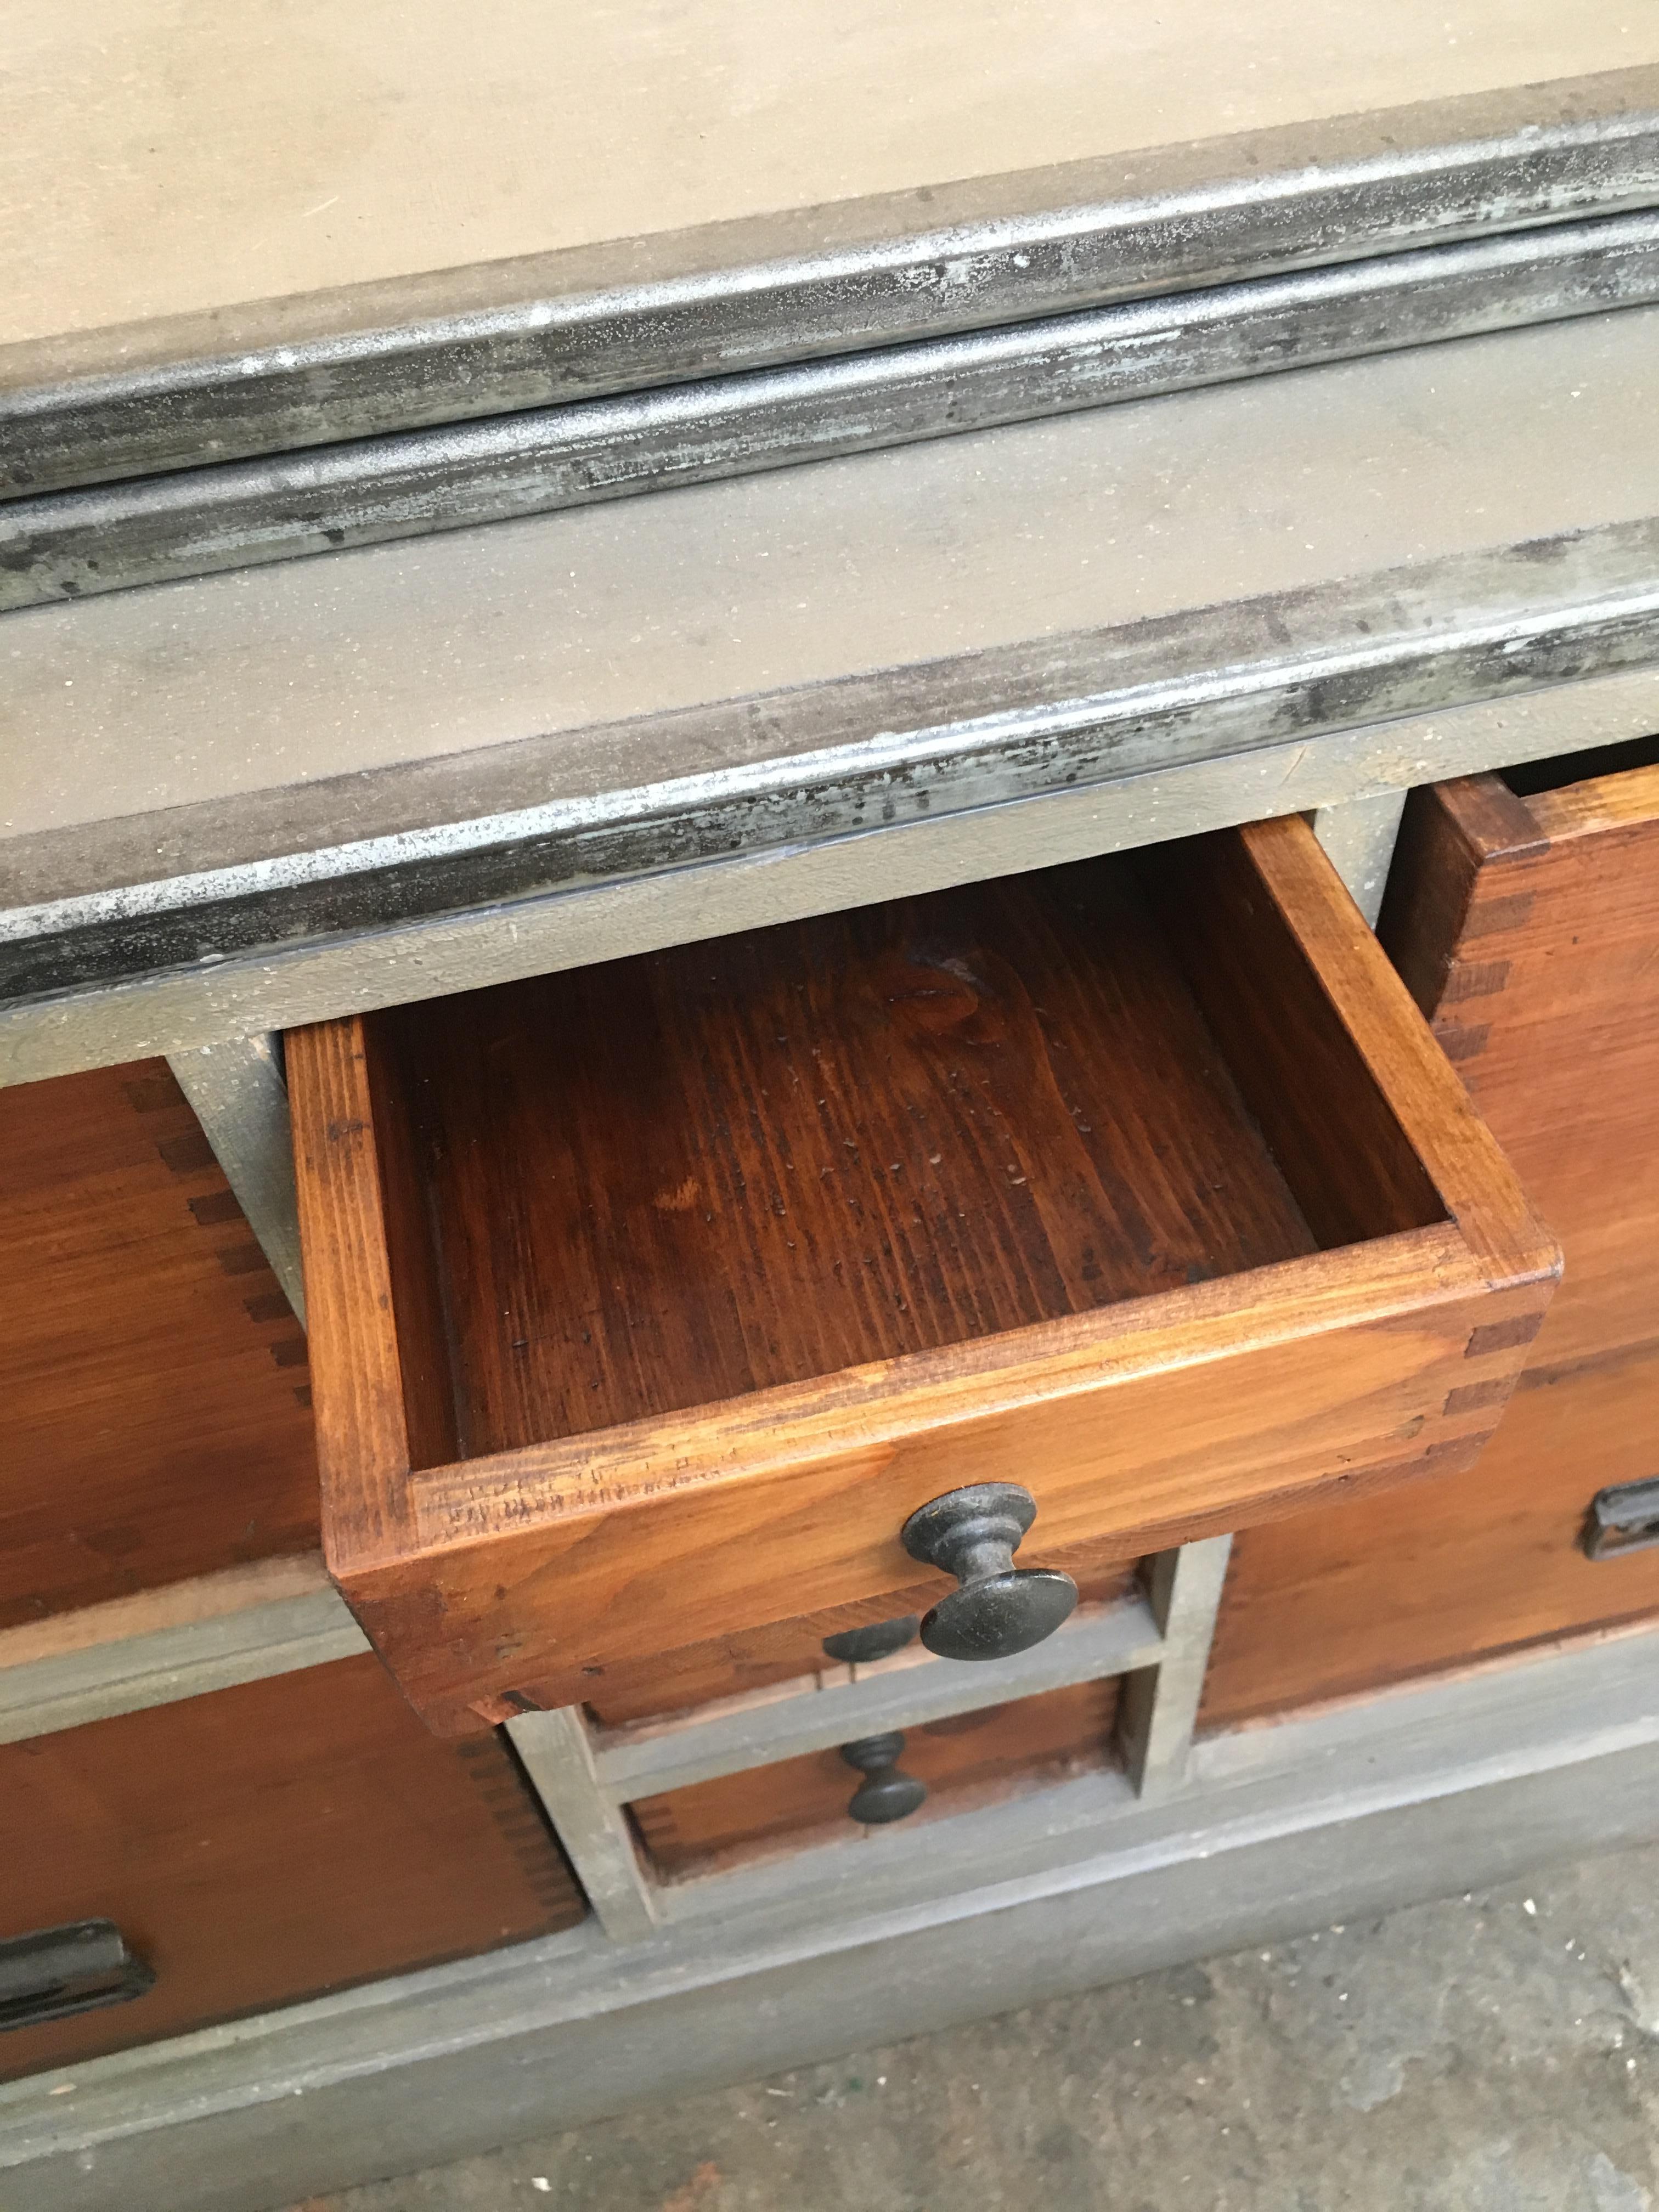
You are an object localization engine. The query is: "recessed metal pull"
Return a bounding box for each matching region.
[0,1920,155,2034]
[1583,1477,1659,1561]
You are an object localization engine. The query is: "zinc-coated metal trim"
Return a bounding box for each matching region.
[5,208,1659,611]
[4,518,1657,1025]
[4,65,1659,496]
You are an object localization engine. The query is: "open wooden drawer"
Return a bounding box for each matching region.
[288,815,1558,1735]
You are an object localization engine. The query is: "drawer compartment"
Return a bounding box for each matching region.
[1206,741,1659,1723]
[289,815,1557,1734]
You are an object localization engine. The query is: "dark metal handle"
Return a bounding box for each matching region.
[901,1482,1077,1661]
[1584,1476,1659,1559]
[840,1732,927,1825]
[0,1920,155,2034]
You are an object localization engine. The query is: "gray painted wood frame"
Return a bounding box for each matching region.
[166,1034,306,1324]
[0,1559,366,1745]
[508,1584,1188,1942]
[7,1617,1658,2212]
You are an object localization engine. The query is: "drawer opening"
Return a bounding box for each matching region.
[358,834,1449,1472]
[1501,730,1659,797]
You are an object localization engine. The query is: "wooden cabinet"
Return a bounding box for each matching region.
[1205,742,1659,1724]
[288,815,1556,1735]
[0,1653,584,2082]
[0,1060,319,1630]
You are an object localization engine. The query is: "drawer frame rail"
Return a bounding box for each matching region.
[509,1539,1232,1943]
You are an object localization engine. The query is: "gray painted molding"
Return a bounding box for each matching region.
[7,1619,1658,2212]
[166,1035,305,1324]
[0,1566,366,1746]
[5,516,1659,1060]
[5,66,1657,495]
[8,211,1659,610]
[7,653,1658,1089]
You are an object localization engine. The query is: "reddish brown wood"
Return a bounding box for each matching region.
[632,1678,1122,1876]
[0,1653,583,2081]
[580,1554,1138,1726]
[289,818,1558,1735]
[1205,751,1659,1724]
[0,1060,319,1629]
[386,859,1316,1453]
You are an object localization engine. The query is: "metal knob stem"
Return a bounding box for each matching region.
[900,1482,1077,1661]
[839,1731,927,1825]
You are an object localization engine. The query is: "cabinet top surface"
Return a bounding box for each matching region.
[5,3,1656,348]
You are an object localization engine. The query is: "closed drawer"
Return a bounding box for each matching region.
[0,1654,583,2081]
[1206,739,1659,1724]
[0,1059,318,1630]
[289,815,1558,1735]
[633,1677,1124,1880]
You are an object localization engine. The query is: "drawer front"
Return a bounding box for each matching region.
[633,1678,1122,1878]
[1206,751,1659,1723]
[0,1654,583,2081]
[579,1548,1142,1725]
[290,817,1556,1734]
[0,1060,318,1630]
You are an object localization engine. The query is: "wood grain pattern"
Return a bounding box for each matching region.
[290,818,1558,1734]
[632,1678,1122,1877]
[579,1553,1138,1726]
[0,1652,583,2082]
[1205,749,1659,1724]
[386,861,1316,1452]
[0,1060,319,1629]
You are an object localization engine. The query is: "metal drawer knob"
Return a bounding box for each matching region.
[901,1482,1077,1661]
[840,1731,927,1824]
[820,1615,920,1664]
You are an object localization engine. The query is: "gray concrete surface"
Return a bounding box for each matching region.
[291,1838,1659,2211]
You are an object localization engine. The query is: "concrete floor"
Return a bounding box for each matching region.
[292,1836,1659,2211]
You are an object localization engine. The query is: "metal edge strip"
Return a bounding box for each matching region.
[7,210,1659,612]
[3,517,1657,1005]
[4,63,1659,495]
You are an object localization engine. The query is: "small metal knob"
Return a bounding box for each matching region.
[901,1482,1077,1661]
[821,1615,921,1664]
[840,1731,927,1824]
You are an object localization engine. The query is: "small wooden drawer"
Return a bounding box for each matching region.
[0,1060,318,1632]
[633,1677,1124,1880]
[289,815,1558,1735]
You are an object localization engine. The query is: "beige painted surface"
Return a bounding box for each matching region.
[4,304,1657,841]
[3,1,1657,344]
